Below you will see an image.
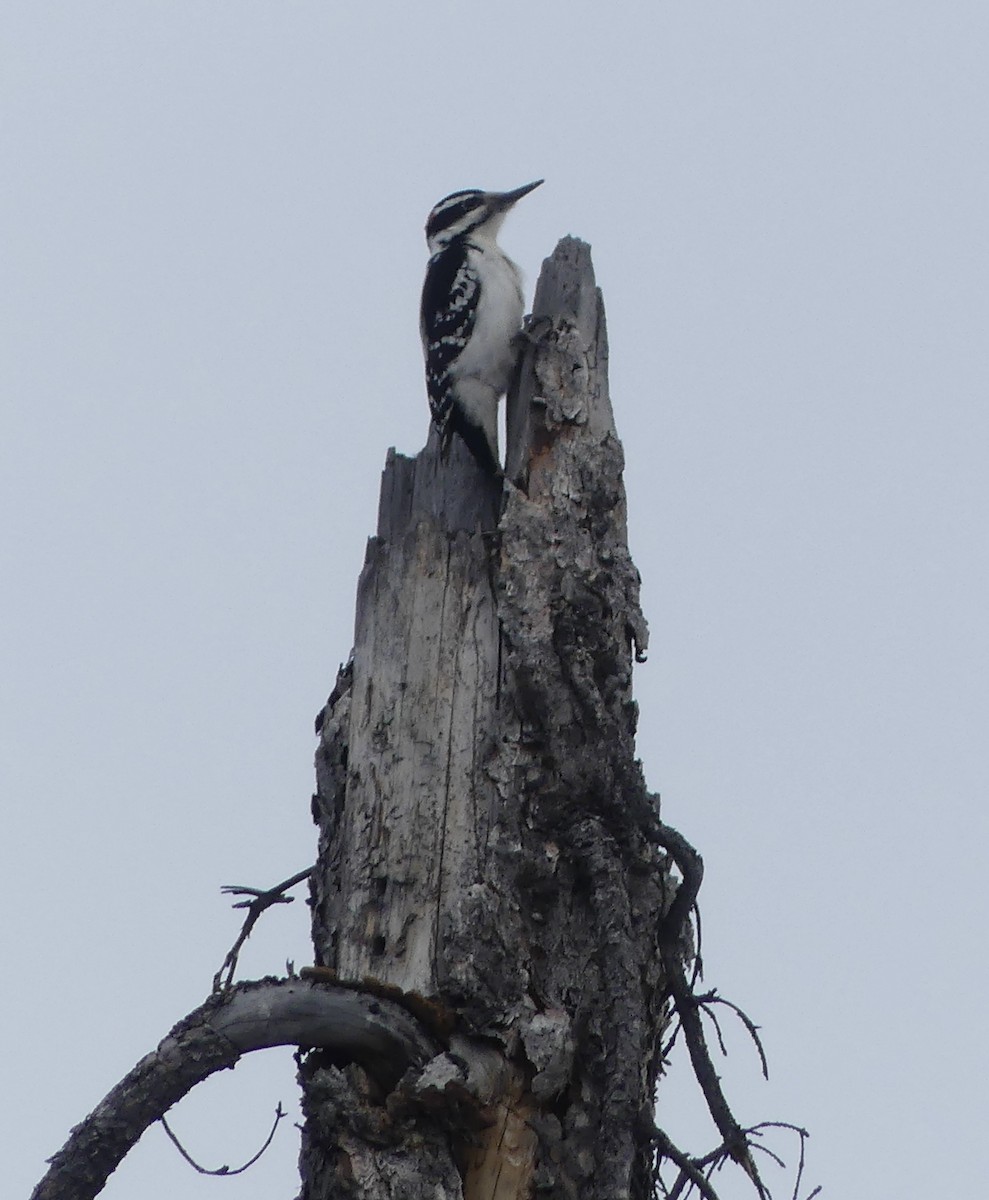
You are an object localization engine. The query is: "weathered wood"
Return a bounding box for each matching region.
[312,445,503,998]
[308,239,671,1200]
[29,979,438,1200]
[506,235,616,485]
[377,426,502,541]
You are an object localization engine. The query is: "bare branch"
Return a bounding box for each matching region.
[689,900,704,988]
[679,1121,819,1200]
[789,1125,812,1200]
[699,995,729,1058]
[747,1122,819,1200]
[213,867,313,991]
[748,1136,787,1171]
[31,978,437,1200]
[697,991,770,1081]
[159,1103,286,1176]
[652,1126,723,1200]
[650,818,768,1197]
[661,1016,683,1061]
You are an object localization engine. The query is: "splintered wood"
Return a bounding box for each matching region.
[307,240,669,1200]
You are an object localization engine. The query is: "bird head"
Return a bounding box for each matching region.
[425,180,542,254]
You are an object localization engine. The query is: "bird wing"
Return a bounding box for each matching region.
[420,244,480,428]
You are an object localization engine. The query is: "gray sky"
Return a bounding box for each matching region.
[4,3,987,1197]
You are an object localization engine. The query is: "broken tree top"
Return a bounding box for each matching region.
[309,235,662,1198]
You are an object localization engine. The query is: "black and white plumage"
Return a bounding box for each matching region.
[420,180,542,474]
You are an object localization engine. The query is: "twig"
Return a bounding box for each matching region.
[662,899,704,1060]
[748,1135,787,1171]
[689,900,704,988]
[652,1127,722,1200]
[748,1123,819,1200]
[650,821,767,1197]
[661,1016,682,1061]
[696,990,770,1080]
[699,995,728,1058]
[788,1124,817,1200]
[213,867,313,991]
[679,1122,820,1200]
[159,1104,286,1176]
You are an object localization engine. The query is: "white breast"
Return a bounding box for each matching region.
[457,239,525,394]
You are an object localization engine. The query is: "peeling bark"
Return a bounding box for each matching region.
[308,239,673,1200]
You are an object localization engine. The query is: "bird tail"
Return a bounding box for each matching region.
[448,410,501,476]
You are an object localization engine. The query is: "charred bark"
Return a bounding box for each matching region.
[307,239,674,1200]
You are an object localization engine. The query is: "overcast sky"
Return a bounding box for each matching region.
[4,3,988,1197]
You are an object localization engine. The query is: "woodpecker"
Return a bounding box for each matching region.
[420,180,542,474]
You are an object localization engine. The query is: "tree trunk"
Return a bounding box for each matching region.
[304,239,673,1200]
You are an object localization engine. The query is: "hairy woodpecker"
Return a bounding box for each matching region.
[420,180,542,474]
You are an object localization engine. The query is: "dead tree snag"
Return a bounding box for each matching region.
[307,238,672,1200]
[29,240,811,1200]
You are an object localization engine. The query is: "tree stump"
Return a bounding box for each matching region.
[305,239,672,1200]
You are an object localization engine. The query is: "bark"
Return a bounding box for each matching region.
[29,979,437,1200]
[307,239,673,1200]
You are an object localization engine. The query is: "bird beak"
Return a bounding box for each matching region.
[490,179,543,211]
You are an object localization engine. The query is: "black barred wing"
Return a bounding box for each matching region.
[419,242,479,429]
